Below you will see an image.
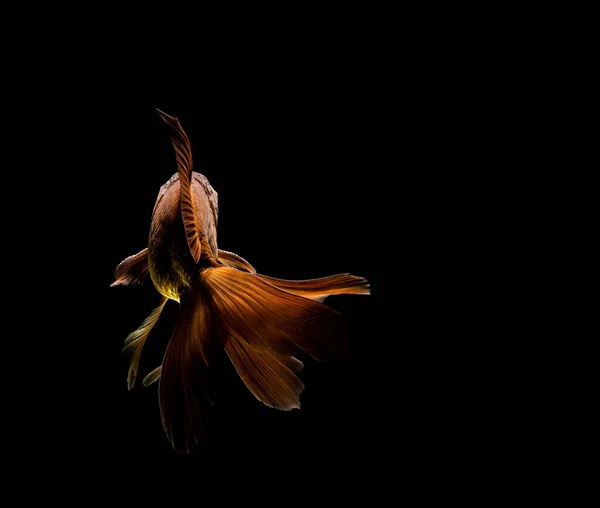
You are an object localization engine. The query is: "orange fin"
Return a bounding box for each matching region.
[156,109,201,263]
[202,267,346,361]
[111,248,149,287]
[225,338,304,410]
[218,249,256,273]
[257,273,370,302]
[123,295,168,390]
[159,285,213,454]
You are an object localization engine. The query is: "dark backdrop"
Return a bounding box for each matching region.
[3,11,514,500]
[20,59,481,497]
[34,96,397,493]
[106,105,380,467]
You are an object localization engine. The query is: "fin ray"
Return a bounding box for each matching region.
[225,338,304,410]
[202,267,346,361]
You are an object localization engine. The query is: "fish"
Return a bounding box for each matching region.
[111,109,370,453]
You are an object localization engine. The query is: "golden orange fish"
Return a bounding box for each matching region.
[112,109,369,453]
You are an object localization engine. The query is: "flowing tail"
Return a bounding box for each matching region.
[159,265,368,453]
[257,273,370,302]
[159,282,212,453]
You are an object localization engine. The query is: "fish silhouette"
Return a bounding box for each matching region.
[112,109,370,453]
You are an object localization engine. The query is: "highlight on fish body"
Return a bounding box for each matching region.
[111,109,370,453]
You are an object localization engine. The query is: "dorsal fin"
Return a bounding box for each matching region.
[156,109,201,263]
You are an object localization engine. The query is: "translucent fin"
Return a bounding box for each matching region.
[202,267,346,361]
[257,273,370,302]
[123,295,168,390]
[159,285,213,454]
[143,366,162,387]
[225,338,304,410]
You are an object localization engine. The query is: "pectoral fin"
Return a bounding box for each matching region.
[111,248,149,287]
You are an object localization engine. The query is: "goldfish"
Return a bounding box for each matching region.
[111,109,370,453]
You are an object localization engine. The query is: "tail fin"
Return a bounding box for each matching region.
[158,266,361,452]
[208,266,345,410]
[217,249,371,302]
[158,284,213,454]
[224,339,304,410]
[257,273,370,302]
[202,267,347,361]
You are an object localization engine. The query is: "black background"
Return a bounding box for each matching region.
[1,5,546,498]
[14,45,492,498]
[33,96,400,494]
[105,105,383,471]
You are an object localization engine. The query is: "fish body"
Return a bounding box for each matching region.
[148,172,219,301]
[112,109,370,453]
